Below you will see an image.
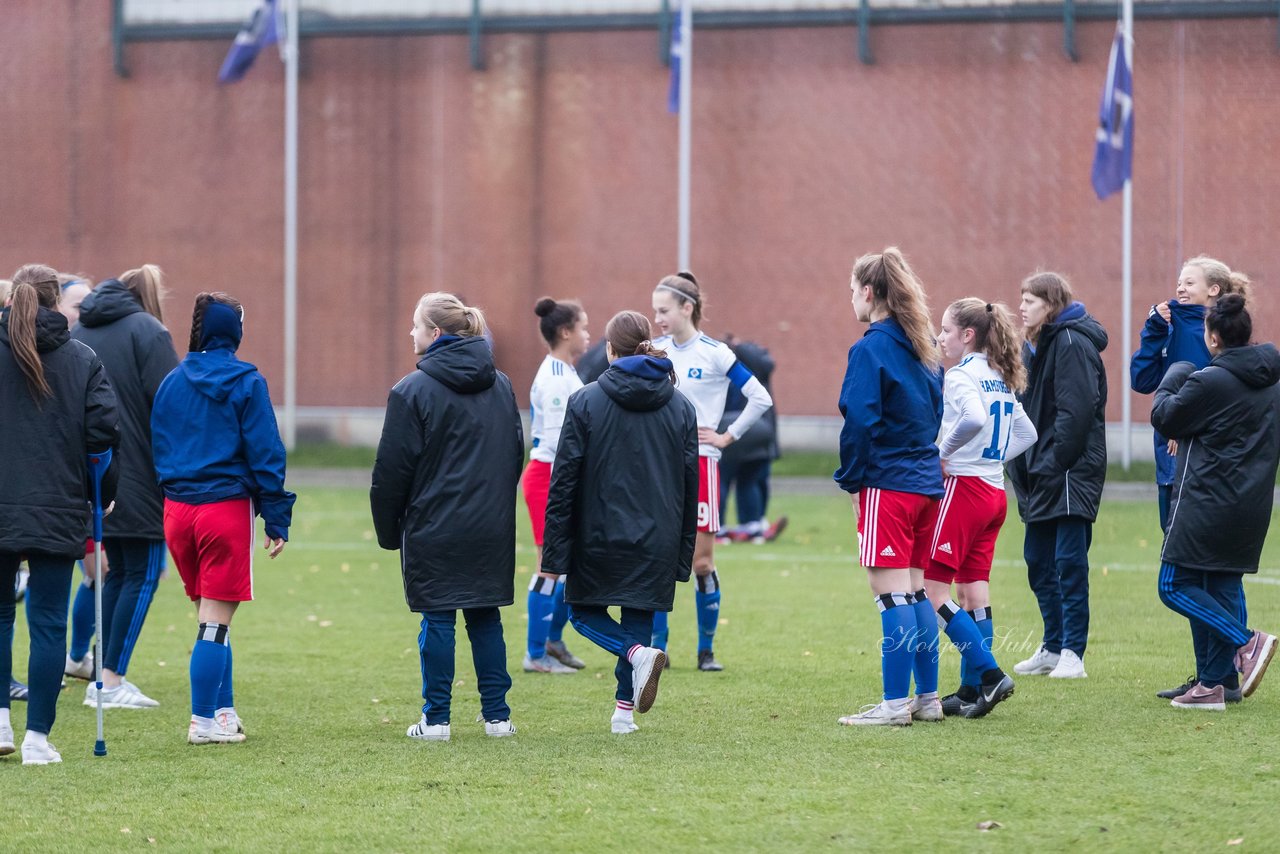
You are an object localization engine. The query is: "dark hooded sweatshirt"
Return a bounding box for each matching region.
[72,279,179,539]
[1153,344,1280,574]
[370,335,524,613]
[0,305,119,556]
[541,355,699,612]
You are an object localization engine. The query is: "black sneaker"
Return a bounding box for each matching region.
[940,693,965,717]
[1156,676,1196,700]
[697,650,723,672]
[960,674,1016,719]
[1226,685,1243,703]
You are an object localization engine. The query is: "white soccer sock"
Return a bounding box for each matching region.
[0,707,9,728]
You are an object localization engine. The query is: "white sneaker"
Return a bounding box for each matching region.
[1013,646,1061,675]
[909,695,944,722]
[96,681,160,709]
[483,719,516,738]
[611,710,639,734]
[21,739,61,765]
[215,707,244,735]
[837,701,912,727]
[0,724,13,756]
[65,653,94,681]
[1048,649,1087,679]
[522,654,577,674]
[406,714,450,742]
[630,647,667,714]
[188,716,246,745]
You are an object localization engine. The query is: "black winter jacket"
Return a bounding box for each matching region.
[370,336,523,612]
[1153,345,1280,574]
[542,355,699,612]
[1007,302,1109,523]
[717,339,779,466]
[72,280,179,540]
[0,306,120,557]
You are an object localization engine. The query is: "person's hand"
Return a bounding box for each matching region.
[103,501,115,518]
[1167,438,1178,456]
[1156,301,1172,323]
[697,427,734,449]
[264,536,286,558]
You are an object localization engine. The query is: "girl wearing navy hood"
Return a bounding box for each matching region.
[834,247,945,727]
[1008,272,1108,681]
[152,292,295,746]
[371,293,523,743]
[542,311,699,734]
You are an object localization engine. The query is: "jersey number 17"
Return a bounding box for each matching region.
[982,401,1015,461]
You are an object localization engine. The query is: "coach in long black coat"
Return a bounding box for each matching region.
[541,353,699,612]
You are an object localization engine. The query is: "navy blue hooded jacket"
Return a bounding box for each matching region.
[834,317,944,498]
[1129,300,1211,485]
[151,339,295,541]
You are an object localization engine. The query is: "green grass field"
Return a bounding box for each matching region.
[8,486,1280,851]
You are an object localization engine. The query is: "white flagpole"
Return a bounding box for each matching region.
[1120,0,1133,470]
[283,0,299,450]
[677,0,692,271]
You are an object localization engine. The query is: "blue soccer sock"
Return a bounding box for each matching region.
[191,623,230,719]
[695,571,721,653]
[939,599,998,683]
[877,593,918,702]
[217,643,235,710]
[971,607,996,682]
[910,589,940,696]
[548,577,569,643]
[69,580,95,663]
[525,575,556,659]
[651,610,669,651]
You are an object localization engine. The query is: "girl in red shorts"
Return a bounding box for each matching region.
[151,293,295,745]
[927,298,1037,718]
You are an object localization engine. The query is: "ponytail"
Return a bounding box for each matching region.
[852,247,940,370]
[606,310,675,385]
[7,264,62,403]
[120,263,168,322]
[1184,255,1254,306]
[416,292,487,338]
[947,297,1027,393]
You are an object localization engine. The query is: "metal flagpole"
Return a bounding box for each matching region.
[1120,0,1133,470]
[677,0,692,270]
[283,0,299,449]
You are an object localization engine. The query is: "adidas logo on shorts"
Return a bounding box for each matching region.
[879,546,896,558]
[938,542,953,555]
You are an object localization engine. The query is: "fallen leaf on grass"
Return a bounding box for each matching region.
[977,821,1002,832]
[319,620,333,627]
[121,828,131,834]
[1228,839,1244,846]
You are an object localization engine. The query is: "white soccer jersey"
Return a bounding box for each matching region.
[528,355,583,464]
[654,333,772,460]
[937,353,1036,488]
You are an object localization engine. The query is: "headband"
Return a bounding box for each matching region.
[656,283,696,303]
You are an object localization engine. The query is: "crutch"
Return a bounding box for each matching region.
[87,448,113,758]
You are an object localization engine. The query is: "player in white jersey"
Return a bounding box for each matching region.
[926,298,1036,718]
[522,298,591,674]
[651,272,773,671]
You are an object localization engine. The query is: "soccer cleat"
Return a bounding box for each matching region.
[21,739,61,765]
[961,675,1016,719]
[697,650,724,672]
[1048,650,1087,679]
[65,653,95,681]
[544,640,586,670]
[406,715,450,741]
[0,724,13,756]
[763,516,789,543]
[483,719,516,738]
[188,716,247,745]
[630,647,667,713]
[837,701,912,727]
[610,710,639,734]
[1013,646,1060,675]
[94,681,160,709]
[1238,630,1277,698]
[909,695,944,722]
[940,693,966,717]
[1157,676,1197,700]
[1171,682,1226,711]
[9,680,28,702]
[523,653,577,674]
[215,707,245,735]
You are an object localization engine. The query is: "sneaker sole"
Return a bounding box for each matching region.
[0,743,13,756]
[22,756,61,765]
[1170,699,1225,711]
[636,650,667,714]
[1241,635,1277,698]
[837,715,912,727]
[188,735,247,745]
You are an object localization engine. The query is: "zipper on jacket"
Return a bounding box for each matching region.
[1065,470,1071,516]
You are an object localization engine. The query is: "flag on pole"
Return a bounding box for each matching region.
[1091,25,1133,200]
[667,1,684,114]
[218,0,282,83]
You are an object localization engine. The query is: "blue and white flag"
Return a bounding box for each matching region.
[1091,25,1133,200]
[667,1,684,114]
[218,0,282,84]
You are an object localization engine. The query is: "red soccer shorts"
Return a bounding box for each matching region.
[856,487,939,569]
[697,456,720,534]
[521,460,552,546]
[164,497,255,602]
[924,475,1008,585]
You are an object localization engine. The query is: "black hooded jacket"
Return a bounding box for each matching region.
[1153,345,1280,574]
[541,355,699,612]
[0,306,120,557]
[1007,303,1109,523]
[717,339,778,466]
[370,336,523,612]
[72,280,179,540]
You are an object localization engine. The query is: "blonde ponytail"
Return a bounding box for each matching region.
[852,247,940,370]
[415,292,488,338]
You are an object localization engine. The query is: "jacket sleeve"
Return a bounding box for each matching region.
[833,345,879,493]
[1050,332,1102,470]
[369,387,421,551]
[240,374,296,541]
[1129,305,1170,394]
[85,355,122,504]
[541,394,587,575]
[138,325,181,404]
[678,402,699,582]
[1151,361,1216,440]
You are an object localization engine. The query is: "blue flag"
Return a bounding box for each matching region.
[218,0,281,84]
[1091,25,1133,200]
[667,2,683,114]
